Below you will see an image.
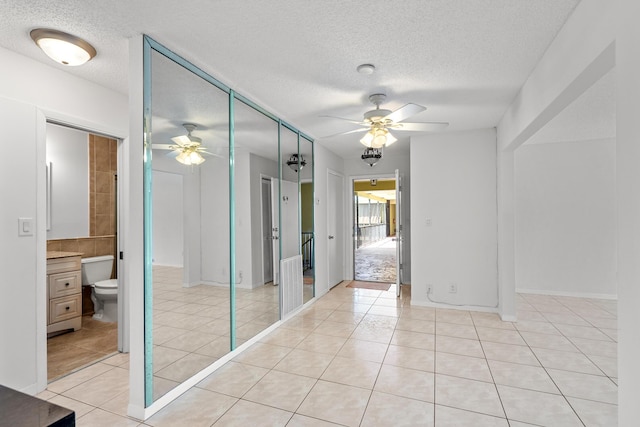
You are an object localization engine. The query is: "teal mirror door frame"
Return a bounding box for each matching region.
[142,35,314,407]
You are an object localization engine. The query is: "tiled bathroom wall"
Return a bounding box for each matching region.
[89,134,117,237]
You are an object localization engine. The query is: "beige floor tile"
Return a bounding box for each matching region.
[470,314,516,331]
[63,367,129,407]
[435,374,504,418]
[395,317,435,334]
[350,324,394,344]
[281,315,324,331]
[35,389,57,400]
[367,305,401,317]
[531,347,601,375]
[547,369,617,404]
[519,331,579,352]
[243,370,317,412]
[488,360,559,393]
[193,335,234,358]
[567,396,618,426]
[48,395,95,418]
[232,342,292,369]
[384,344,434,372]
[320,356,381,389]
[375,364,434,402]
[146,387,237,427]
[588,354,618,377]
[286,414,342,426]
[296,332,348,355]
[399,306,436,321]
[161,330,220,352]
[102,352,130,368]
[436,335,484,358]
[435,405,509,426]
[497,385,583,426]
[325,310,365,324]
[77,408,140,427]
[361,391,434,427]
[569,337,617,358]
[336,338,388,363]
[391,330,435,350]
[359,313,398,329]
[542,312,591,326]
[480,341,540,366]
[436,309,474,325]
[47,362,114,394]
[298,380,371,427]
[335,302,372,313]
[435,322,478,340]
[554,323,613,341]
[513,319,559,335]
[259,327,310,347]
[154,353,216,383]
[152,346,189,373]
[213,400,293,427]
[476,326,526,346]
[273,348,336,378]
[313,320,358,338]
[197,361,268,397]
[435,352,493,383]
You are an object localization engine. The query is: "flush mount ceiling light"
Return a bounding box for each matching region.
[286,154,306,172]
[357,63,376,75]
[30,28,96,66]
[361,147,383,167]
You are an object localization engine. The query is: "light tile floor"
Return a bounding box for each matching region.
[39,282,618,426]
[354,237,397,283]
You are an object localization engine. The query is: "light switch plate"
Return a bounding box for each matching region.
[19,217,34,236]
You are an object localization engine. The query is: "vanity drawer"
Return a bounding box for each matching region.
[48,271,82,298]
[49,294,81,324]
[47,256,81,274]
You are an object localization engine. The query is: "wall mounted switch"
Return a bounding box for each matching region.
[18,217,33,236]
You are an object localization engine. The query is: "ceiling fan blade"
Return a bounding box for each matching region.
[319,115,365,125]
[171,135,191,146]
[392,122,449,131]
[152,144,175,150]
[384,103,427,123]
[199,150,225,159]
[321,127,369,139]
[165,150,179,158]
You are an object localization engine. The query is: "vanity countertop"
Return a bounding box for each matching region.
[46,251,83,260]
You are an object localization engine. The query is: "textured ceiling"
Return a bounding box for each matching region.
[0,0,581,159]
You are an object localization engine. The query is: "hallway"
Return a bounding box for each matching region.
[354,237,397,283]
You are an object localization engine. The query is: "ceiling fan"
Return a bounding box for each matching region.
[152,123,217,165]
[322,94,448,148]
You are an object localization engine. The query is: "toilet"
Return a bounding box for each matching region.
[81,255,118,322]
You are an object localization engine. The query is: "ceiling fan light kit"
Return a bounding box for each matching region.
[286,153,306,172]
[361,147,383,167]
[152,123,212,166]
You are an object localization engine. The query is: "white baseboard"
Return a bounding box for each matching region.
[517,288,618,300]
[410,298,498,314]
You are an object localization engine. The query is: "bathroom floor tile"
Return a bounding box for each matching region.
[146,387,237,427]
[62,366,129,407]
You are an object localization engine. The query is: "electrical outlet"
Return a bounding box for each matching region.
[448,283,457,293]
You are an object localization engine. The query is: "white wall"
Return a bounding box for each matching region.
[616,2,640,423]
[0,46,127,394]
[344,151,411,283]
[515,139,616,297]
[410,129,498,309]
[152,170,184,267]
[46,123,89,239]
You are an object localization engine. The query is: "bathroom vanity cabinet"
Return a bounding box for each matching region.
[46,252,83,335]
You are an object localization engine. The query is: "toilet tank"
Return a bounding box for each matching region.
[81,255,114,285]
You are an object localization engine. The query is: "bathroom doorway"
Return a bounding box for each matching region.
[44,122,124,381]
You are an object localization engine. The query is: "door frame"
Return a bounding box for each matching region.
[260,175,274,285]
[326,169,346,288]
[347,172,397,282]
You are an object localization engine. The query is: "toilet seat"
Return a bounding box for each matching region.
[95,279,117,289]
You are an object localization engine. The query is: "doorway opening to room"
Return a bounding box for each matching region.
[44,122,124,382]
[353,178,398,283]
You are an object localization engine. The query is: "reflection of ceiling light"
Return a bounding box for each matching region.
[176,148,205,165]
[359,127,397,148]
[286,154,306,172]
[361,147,383,167]
[357,63,376,75]
[30,28,96,66]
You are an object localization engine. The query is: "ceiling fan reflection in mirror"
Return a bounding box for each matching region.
[322,94,449,148]
[152,123,219,166]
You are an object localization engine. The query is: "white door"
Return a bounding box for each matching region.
[327,171,344,288]
[271,178,299,284]
[395,169,403,297]
[262,178,273,284]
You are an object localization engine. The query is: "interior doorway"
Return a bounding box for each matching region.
[353,177,398,283]
[44,122,123,381]
[261,177,274,284]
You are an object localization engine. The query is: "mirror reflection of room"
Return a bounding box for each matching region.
[45,123,119,381]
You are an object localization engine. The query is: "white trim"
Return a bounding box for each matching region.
[36,109,48,393]
[410,299,499,314]
[516,288,618,300]
[326,169,346,287]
